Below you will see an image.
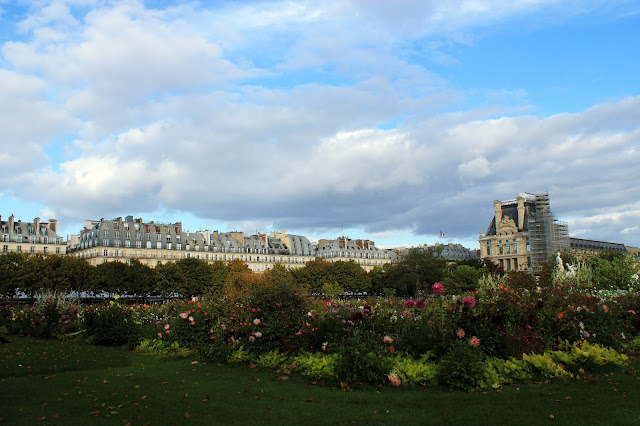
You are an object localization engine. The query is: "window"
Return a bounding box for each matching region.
[499,245,503,254]
[146,241,151,248]
[2,234,7,242]
[136,240,142,248]
[506,259,511,270]
[506,244,511,254]
[136,233,141,240]
[114,231,119,238]
[104,230,109,238]
[156,233,161,240]
[114,250,120,257]
[177,243,182,250]
[2,245,7,252]
[513,244,517,254]
[156,242,162,249]
[125,240,131,247]
[16,246,21,252]
[146,233,151,240]
[126,231,131,239]
[17,234,23,242]
[103,249,108,256]
[30,246,35,253]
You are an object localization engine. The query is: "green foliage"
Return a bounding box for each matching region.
[242,276,311,352]
[394,247,448,297]
[136,338,194,358]
[333,332,392,384]
[621,335,640,356]
[550,340,628,373]
[321,281,344,298]
[437,340,486,391]
[81,303,140,347]
[256,349,289,369]
[228,346,254,363]
[291,352,339,379]
[442,264,484,294]
[0,252,27,299]
[390,354,438,386]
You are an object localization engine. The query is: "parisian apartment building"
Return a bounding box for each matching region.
[1,214,66,256]
[66,215,392,272]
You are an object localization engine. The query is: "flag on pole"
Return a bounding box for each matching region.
[440,231,445,238]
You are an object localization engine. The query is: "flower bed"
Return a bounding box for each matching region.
[1,277,639,391]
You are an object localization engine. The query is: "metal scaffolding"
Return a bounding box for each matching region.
[528,193,570,271]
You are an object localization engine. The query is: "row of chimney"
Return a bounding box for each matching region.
[1,214,57,234]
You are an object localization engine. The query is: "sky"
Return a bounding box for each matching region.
[0,0,639,250]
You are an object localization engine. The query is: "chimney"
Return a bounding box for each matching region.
[48,219,57,233]
[517,196,525,230]
[34,217,41,235]
[9,214,14,232]
[493,200,502,225]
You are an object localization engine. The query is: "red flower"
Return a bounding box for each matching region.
[462,296,476,308]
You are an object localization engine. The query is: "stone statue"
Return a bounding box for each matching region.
[565,263,576,277]
[555,252,564,272]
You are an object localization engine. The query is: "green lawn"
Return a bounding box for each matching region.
[1,337,639,425]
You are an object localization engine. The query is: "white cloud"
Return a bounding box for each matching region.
[1,1,639,248]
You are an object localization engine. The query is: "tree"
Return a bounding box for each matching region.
[332,260,371,293]
[0,252,26,300]
[442,264,483,294]
[395,247,448,296]
[94,261,129,296]
[127,260,156,301]
[155,262,187,299]
[291,258,334,293]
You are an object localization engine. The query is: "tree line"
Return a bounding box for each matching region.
[0,247,493,300]
[2,247,634,301]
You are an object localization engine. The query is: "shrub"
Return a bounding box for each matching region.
[82,303,140,347]
[390,354,438,387]
[333,331,392,385]
[437,339,486,391]
[136,338,194,358]
[291,352,339,380]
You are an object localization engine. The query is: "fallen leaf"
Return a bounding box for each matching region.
[306,398,314,402]
[184,413,190,419]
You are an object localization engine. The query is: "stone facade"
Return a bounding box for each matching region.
[1,214,66,255]
[68,216,391,271]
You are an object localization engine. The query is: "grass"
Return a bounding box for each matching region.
[1,337,639,425]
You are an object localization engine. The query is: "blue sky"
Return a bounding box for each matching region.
[0,0,639,250]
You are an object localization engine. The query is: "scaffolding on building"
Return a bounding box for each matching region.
[527,193,570,271]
